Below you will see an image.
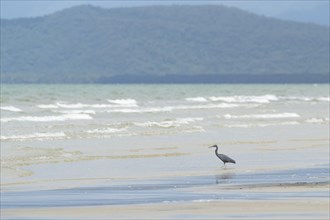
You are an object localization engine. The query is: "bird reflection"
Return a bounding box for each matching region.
[215,172,235,184]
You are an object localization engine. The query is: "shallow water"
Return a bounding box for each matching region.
[1,84,329,219]
[2,166,329,209]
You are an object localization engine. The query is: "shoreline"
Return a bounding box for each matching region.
[2,166,329,210]
[3,198,329,219]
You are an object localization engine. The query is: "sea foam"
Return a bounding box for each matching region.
[37,104,59,109]
[1,114,93,122]
[224,121,300,128]
[185,97,208,102]
[107,99,138,107]
[209,95,278,103]
[187,95,330,104]
[0,106,22,112]
[55,110,96,115]
[37,101,138,109]
[305,117,330,124]
[86,127,126,134]
[107,104,238,113]
[106,107,172,113]
[284,96,330,102]
[134,117,203,128]
[317,97,330,102]
[56,102,111,109]
[174,103,239,110]
[1,132,66,141]
[223,113,300,119]
[185,95,278,103]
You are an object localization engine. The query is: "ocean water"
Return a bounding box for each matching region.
[1,84,329,142]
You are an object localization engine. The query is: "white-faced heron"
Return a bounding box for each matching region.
[209,144,236,166]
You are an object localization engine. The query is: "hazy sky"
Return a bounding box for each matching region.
[1,0,329,25]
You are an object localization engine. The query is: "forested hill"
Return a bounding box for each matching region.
[1,5,329,83]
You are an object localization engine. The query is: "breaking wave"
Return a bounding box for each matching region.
[37,99,138,109]
[0,106,22,112]
[37,100,138,109]
[305,117,329,124]
[107,104,238,113]
[284,96,330,102]
[37,104,59,109]
[185,97,208,102]
[107,99,138,107]
[134,117,203,128]
[186,95,330,104]
[86,127,127,134]
[55,110,96,115]
[224,121,300,128]
[186,95,278,103]
[1,114,93,122]
[1,132,66,141]
[209,95,278,103]
[223,113,300,119]
[107,107,173,113]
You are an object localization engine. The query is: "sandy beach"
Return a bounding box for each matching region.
[4,199,329,219]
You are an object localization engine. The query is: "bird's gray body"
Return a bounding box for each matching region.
[209,145,236,165]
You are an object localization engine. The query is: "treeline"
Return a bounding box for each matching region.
[1,5,329,83]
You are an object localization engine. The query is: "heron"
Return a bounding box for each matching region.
[209,144,236,166]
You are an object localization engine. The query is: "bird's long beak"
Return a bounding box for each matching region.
[208,145,215,148]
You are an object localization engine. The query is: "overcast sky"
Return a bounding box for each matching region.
[1,0,329,25]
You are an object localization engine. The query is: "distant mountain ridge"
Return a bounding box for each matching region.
[1,5,329,83]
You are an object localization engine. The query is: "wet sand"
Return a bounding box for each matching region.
[1,125,329,219]
[2,166,329,219]
[3,199,329,219]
